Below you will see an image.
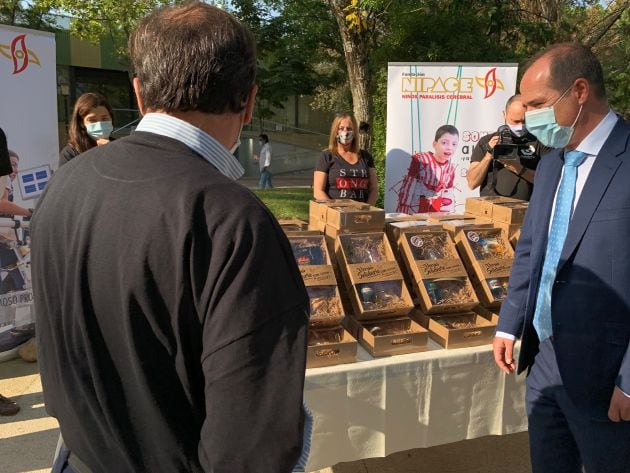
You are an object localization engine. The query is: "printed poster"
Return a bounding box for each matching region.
[384,62,518,213]
[0,25,57,357]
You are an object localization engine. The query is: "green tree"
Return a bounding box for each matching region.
[0,0,56,30]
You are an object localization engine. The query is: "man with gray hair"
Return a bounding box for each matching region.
[32,3,309,472]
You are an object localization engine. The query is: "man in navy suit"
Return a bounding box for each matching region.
[493,43,630,473]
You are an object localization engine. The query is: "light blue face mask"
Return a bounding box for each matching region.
[525,87,582,148]
[86,121,113,140]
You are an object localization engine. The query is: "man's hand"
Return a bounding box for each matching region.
[253,154,259,161]
[487,135,500,152]
[608,387,630,422]
[493,336,516,374]
[497,158,522,176]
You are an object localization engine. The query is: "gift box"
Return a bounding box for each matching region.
[386,220,442,247]
[385,213,428,223]
[465,196,524,219]
[412,310,496,349]
[490,202,529,225]
[326,204,385,231]
[309,199,357,232]
[288,235,345,328]
[398,230,479,314]
[492,221,522,242]
[344,315,428,357]
[441,219,494,238]
[455,227,515,308]
[278,218,309,233]
[335,232,414,320]
[307,326,358,368]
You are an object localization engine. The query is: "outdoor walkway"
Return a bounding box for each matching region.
[0,356,531,473]
[238,174,313,189]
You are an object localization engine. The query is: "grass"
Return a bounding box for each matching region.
[252,187,312,221]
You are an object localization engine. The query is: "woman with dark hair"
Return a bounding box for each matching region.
[396,124,459,213]
[59,92,114,167]
[313,113,378,205]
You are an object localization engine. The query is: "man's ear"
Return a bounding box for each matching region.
[243,84,258,125]
[133,77,146,116]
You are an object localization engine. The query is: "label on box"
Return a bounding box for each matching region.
[416,259,467,279]
[300,265,337,286]
[477,258,513,278]
[348,261,402,284]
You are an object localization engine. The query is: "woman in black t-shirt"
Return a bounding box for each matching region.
[313,113,378,204]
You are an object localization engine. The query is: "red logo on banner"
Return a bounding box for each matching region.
[474,68,504,99]
[0,34,41,74]
[483,68,497,98]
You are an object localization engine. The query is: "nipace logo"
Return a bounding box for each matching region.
[401,67,505,100]
[0,34,41,75]
[475,68,504,99]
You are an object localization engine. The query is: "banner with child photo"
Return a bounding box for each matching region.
[384,62,518,213]
[0,24,57,359]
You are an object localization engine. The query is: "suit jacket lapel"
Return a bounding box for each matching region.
[557,120,629,273]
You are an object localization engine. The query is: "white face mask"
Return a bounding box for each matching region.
[337,130,354,145]
[525,86,582,148]
[229,120,244,155]
[507,123,528,138]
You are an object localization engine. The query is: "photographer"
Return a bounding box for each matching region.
[467,94,549,201]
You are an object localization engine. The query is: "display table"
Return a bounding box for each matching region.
[303,340,527,472]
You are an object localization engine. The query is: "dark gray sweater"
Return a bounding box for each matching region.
[32,131,309,473]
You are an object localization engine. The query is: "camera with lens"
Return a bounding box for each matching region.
[490,125,532,161]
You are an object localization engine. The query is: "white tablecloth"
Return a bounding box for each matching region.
[304,340,527,472]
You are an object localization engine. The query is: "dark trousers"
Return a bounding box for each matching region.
[526,338,630,473]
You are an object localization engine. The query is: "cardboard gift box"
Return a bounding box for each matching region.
[455,227,515,308]
[473,304,499,324]
[309,199,358,232]
[278,218,309,233]
[441,219,494,238]
[398,230,479,314]
[335,232,414,320]
[386,220,443,246]
[326,204,385,231]
[465,196,524,219]
[412,310,497,349]
[421,212,470,222]
[344,315,428,357]
[490,202,529,225]
[492,221,521,241]
[510,228,521,248]
[307,326,358,368]
[385,213,428,223]
[288,235,345,328]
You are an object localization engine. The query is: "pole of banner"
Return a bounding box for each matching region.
[415,65,422,152]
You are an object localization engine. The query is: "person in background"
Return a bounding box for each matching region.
[59,92,114,167]
[0,127,20,417]
[254,133,273,189]
[467,95,548,201]
[396,125,459,213]
[313,113,378,205]
[32,3,310,472]
[493,43,630,473]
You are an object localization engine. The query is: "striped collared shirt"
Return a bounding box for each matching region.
[135,113,244,180]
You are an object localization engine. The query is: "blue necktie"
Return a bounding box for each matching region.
[533,150,586,342]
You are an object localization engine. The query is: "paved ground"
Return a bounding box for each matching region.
[238,174,313,189]
[0,356,531,473]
